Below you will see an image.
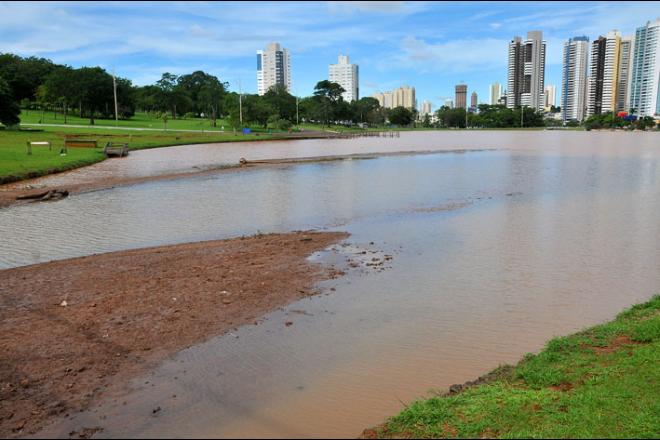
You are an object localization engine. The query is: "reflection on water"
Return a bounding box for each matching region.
[4,139,660,438]
[3,129,658,191]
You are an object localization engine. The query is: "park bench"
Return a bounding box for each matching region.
[103,142,129,158]
[64,137,98,148]
[25,141,52,155]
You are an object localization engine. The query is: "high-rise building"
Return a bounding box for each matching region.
[373,86,415,109]
[561,36,590,122]
[256,42,291,96]
[544,85,556,111]
[444,98,454,108]
[470,91,478,109]
[587,31,622,117]
[630,19,660,117]
[616,35,635,113]
[455,84,467,109]
[489,82,503,105]
[507,31,546,111]
[329,54,359,102]
[420,100,432,116]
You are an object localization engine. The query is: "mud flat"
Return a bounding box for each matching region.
[0,230,348,438]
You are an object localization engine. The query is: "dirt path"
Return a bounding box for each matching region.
[0,231,348,438]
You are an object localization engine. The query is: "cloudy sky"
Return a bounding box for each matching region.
[1,1,658,109]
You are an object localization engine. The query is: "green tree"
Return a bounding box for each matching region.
[388,106,413,126]
[0,54,57,102]
[313,80,345,126]
[263,84,296,122]
[0,76,21,127]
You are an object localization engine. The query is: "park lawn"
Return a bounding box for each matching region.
[372,295,660,439]
[19,110,232,131]
[0,125,294,183]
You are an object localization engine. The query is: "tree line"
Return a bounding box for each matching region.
[1,53,655,131]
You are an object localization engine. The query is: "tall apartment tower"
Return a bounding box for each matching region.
[455,84,468,109]
[393,86,416,109]
[373,87,415,109]
[420,100,432,116]
[544,85,557,111]
[470,91,478,109]
[587,31,622,117]
[329,54,359,102]
[256,42,291,96]
[507,31,546,111]
[630,19,660,117]
[616,36,635,113]
[444,98,454,108]
[489,82,503,105]
[561,36,590,122]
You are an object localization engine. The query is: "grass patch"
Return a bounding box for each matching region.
[372,295,660,439]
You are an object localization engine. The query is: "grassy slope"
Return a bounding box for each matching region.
[373,295,660,439]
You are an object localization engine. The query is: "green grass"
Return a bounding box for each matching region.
[0,123,303,183]
[373,296,660,439]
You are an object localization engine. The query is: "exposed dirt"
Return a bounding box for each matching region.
[0,230,348,438]
[591,335,637,355]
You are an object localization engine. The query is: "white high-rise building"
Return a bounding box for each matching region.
[444,99,454,108]
[329,55,359,102]
[507,31,546,111]
[561,36,590,122]
[617,35,635,113]
[489,82,503,105]
[256,42,291,96]
[544,84,557,111]
[630,19,660,117]
[587,30,622,117]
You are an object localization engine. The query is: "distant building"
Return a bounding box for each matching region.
[544,84,556,111]
[561,36,589,122]
[257,42,291,96]
[630,19,660,117]
[329,54,359,102]
[489,82,503,105]
[455,84,467,109]
[470,91,478,111]
[507,31,546,111]
[617,35,635,113]
[444,98,454,108]
[373,86,416,109]
[420,100,432,116]
[587,31,622,117]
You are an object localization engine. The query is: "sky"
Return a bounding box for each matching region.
[1,1,659,110]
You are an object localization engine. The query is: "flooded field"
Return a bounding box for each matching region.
[1,131,659,438]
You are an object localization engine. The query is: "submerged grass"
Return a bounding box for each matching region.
[370,295,660,439]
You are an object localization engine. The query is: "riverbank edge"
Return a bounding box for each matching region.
[362,295,660,439]
[0,148,493,209]
[0,130,353,185]
[0,230,349,438]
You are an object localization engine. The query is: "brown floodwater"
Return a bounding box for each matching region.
[2,131,658,438]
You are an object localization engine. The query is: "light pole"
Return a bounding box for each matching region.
[296,95,299,129]
[238,79,243,127]
[112,69,119,127]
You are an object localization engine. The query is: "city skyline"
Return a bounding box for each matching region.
[0,2,658,109]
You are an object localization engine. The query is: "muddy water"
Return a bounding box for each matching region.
[3,130,657,191]
[2,132,659,438]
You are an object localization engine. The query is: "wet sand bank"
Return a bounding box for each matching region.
[0,231,348,438]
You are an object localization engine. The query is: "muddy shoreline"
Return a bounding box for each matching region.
[0,231,348,438]
[0,149,488,209]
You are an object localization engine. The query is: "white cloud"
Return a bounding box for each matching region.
[390,35,506,74]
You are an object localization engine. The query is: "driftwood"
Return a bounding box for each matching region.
[16,189,69,202]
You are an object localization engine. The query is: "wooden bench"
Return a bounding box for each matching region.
[64,138,98,148]
[26,141,52,155]
[103,142,129,158]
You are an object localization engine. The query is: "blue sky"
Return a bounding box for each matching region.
[1,1,658,110]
